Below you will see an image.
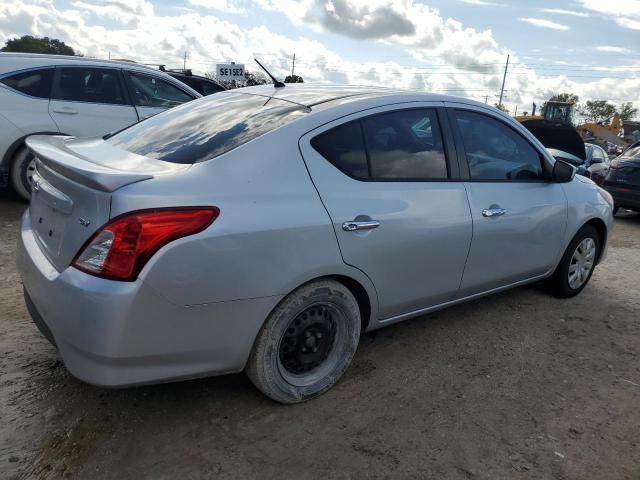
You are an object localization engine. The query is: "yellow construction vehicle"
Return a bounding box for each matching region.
[516,100,628,150]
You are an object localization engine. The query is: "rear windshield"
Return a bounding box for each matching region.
[107,92,308,164]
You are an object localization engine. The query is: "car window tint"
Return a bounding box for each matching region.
[0,69,53,98]
[311,122,368,179]
[454,110,543,181]
[108,92,309,164]
[129,74,193,108]
[178,76,224,96]
[362,109,447,179]
[52,68,125,104]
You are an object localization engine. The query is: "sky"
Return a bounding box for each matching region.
[1,0,639,116]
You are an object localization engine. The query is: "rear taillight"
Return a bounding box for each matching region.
[73,207,219,281]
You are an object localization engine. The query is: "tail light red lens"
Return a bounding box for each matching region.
[73,207,219,281]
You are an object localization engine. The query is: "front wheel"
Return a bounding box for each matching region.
[9,146,36,201]
[246,280,361,404]
[547,225,600,298]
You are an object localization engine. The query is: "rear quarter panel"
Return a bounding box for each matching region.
[109,133,379,322]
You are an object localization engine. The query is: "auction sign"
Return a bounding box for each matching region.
[216,63,245,81]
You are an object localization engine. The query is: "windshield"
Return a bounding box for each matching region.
[107,92,309,164]
[547,148,584,166]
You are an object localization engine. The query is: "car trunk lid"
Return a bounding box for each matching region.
[26,135,189,271]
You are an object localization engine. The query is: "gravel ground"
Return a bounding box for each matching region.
[1,194,639,480]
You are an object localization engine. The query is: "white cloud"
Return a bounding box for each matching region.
[188,0,244,14]
[578,0,640,30]
[519,17,571,30]
[596,45,631,53]
[0,0,637,114]
[457,0,505,6]
[539,8,590,17]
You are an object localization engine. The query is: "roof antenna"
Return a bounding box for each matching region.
[254,58,285,88]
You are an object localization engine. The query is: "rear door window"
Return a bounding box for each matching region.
[362,109,448,179]
[128,74,194,108]
[311,122,369,179]
[108,92,309,164]
[311,108,448,181]
[0,68,53,98]
[52,68,126,105]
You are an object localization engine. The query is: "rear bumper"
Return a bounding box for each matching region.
[604,185,640,210]
[17,210,282,387]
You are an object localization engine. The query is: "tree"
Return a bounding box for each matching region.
[284,74,304,83]
[1,35,76,55]
[541,93,579,115]
[618,102,638,122]
[494,103,509,113]
[579,100,617,124]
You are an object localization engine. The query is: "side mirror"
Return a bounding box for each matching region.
[551,160,576,183]
[576,165,589,177]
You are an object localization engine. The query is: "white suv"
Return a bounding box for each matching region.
[0,53,201,199]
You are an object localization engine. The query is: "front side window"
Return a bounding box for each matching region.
[454,110,543,181]
[311,108,448,181]
[129,74,193,108]
[0,68,53,98]
[52,68,126,104]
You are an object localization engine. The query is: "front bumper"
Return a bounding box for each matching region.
[17,210,282,387]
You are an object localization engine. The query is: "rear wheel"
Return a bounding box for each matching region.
[9,146,36,201]
[246,280,361,403]
[547,225,599,298]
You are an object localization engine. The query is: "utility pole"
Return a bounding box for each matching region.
[108,51,111,61]
[498,54,510,108]
[484,95,489,104]
[183,51,187,70]
[291,53,296,78]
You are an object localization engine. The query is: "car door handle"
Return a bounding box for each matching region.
[342,220,380,232]
[482,208,507,218]
[52,107,78,115]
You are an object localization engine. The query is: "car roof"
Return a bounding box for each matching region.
[0,52,167,74]
[237,84,484,109]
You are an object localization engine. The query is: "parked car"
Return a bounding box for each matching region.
[17,85,614,403]
[547,143,610,186]
[603,144,640,214]
[581,143,611,186]
[161,68,225,96]
[0,53,201,199]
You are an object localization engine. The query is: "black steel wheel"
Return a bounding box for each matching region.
[246,280,361,403]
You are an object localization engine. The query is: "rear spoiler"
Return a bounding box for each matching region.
[26,135,159,192]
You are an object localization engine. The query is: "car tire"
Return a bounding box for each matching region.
[9,146,36,201]
[246,279,361,404]
[547,225,599,298]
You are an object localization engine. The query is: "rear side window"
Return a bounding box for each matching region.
[52,68,125,104]
[176,76,224,96]
[454,110,543,181]
[108,92,309,164]
[311,108,448,180]
[129,74,194,108]
[0,69,53,98]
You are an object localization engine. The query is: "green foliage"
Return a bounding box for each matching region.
[494,103,509,113]
[579,100,617,124]
[284,74,304,83]
[1,35,76,55]
[618,102,638,122]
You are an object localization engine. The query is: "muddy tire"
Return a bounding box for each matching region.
[9,146,36,201]
[246,279,361,404]
[547,225,599,298]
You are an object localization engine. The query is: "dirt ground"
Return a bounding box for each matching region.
[1,193,639,480]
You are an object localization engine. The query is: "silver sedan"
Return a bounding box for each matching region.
[17,85,614,403]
